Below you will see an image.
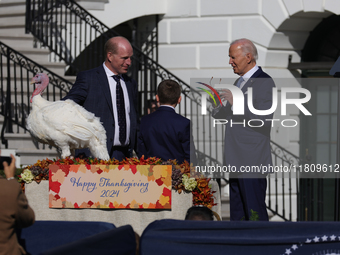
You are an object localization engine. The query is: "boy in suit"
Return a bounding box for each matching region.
[138,80,196,164]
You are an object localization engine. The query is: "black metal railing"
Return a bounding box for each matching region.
[24,0,223,164]
[0,41,73,147]
[22,0,308,221]
[268,141,311,221]
[25,0,192,112]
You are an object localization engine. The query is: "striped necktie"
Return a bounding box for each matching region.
[113,75,126,145]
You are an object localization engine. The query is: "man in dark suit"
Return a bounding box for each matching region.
[63,36,138,160]
[0,155,35,255]
[138,79,196,164]
[213,38,275,221]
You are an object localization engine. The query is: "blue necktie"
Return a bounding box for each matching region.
[236,76,244,88]
[113,75,126,145]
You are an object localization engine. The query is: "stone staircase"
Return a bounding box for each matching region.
[0,0,107,166]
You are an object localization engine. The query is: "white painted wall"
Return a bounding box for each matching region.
[88,0,166,28]
[156,0,338,157]
[157,0,336,80]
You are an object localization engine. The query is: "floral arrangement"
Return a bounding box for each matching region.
[19,156,217,209]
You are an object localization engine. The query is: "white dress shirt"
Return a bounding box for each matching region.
[238,64,259,89]
[103,63,130,146]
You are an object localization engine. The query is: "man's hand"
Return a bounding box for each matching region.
[3,154,16,179]
[220,89,233,105]
[206,92,221,108]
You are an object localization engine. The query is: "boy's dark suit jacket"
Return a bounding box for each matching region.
[138,106,196,164]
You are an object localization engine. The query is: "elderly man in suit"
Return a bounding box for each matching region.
[0,155,35,255]
[64,36,138,160]
[138,79,196,164]
[213,38,275,221]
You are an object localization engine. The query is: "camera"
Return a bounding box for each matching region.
[0,156,12,170]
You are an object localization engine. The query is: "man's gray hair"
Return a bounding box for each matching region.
[231,38,258,61]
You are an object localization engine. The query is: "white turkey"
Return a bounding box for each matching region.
[27,73,110,160]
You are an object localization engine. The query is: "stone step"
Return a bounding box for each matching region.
[0,15,25,28]
[0,0,26,4]
[0,1,26,16]
[0,113,60,166]
[1,94,67,107]
[0,11,25,21]
[11,47,51,63]
[4,133,53,151]
[0,36,37,49]
[2,133,59,166]
[0,27,27,37]
[0,2,29,37]
[16,148,59,167]
[0,64,76,84]
[0,63,70,80]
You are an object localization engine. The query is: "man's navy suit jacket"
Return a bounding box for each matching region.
[138,106,195,164]
[213,67,275,170]
[63,65,139,158]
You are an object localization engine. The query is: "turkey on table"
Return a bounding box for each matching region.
[27,73,110,160]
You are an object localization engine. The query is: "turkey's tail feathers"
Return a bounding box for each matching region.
[65,99,110,159]
[64,119,110,160]
[89,138,110,160]
[62,100,110,159]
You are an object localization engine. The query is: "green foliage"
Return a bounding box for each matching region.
[240,209,260,221]
[249,209,259,221]
[0,168,23,179]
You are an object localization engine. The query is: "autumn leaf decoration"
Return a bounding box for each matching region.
[20,156,216,209]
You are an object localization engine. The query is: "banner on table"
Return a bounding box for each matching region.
[49,165,172,209]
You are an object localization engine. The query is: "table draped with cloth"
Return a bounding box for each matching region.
[25,180,221,235]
